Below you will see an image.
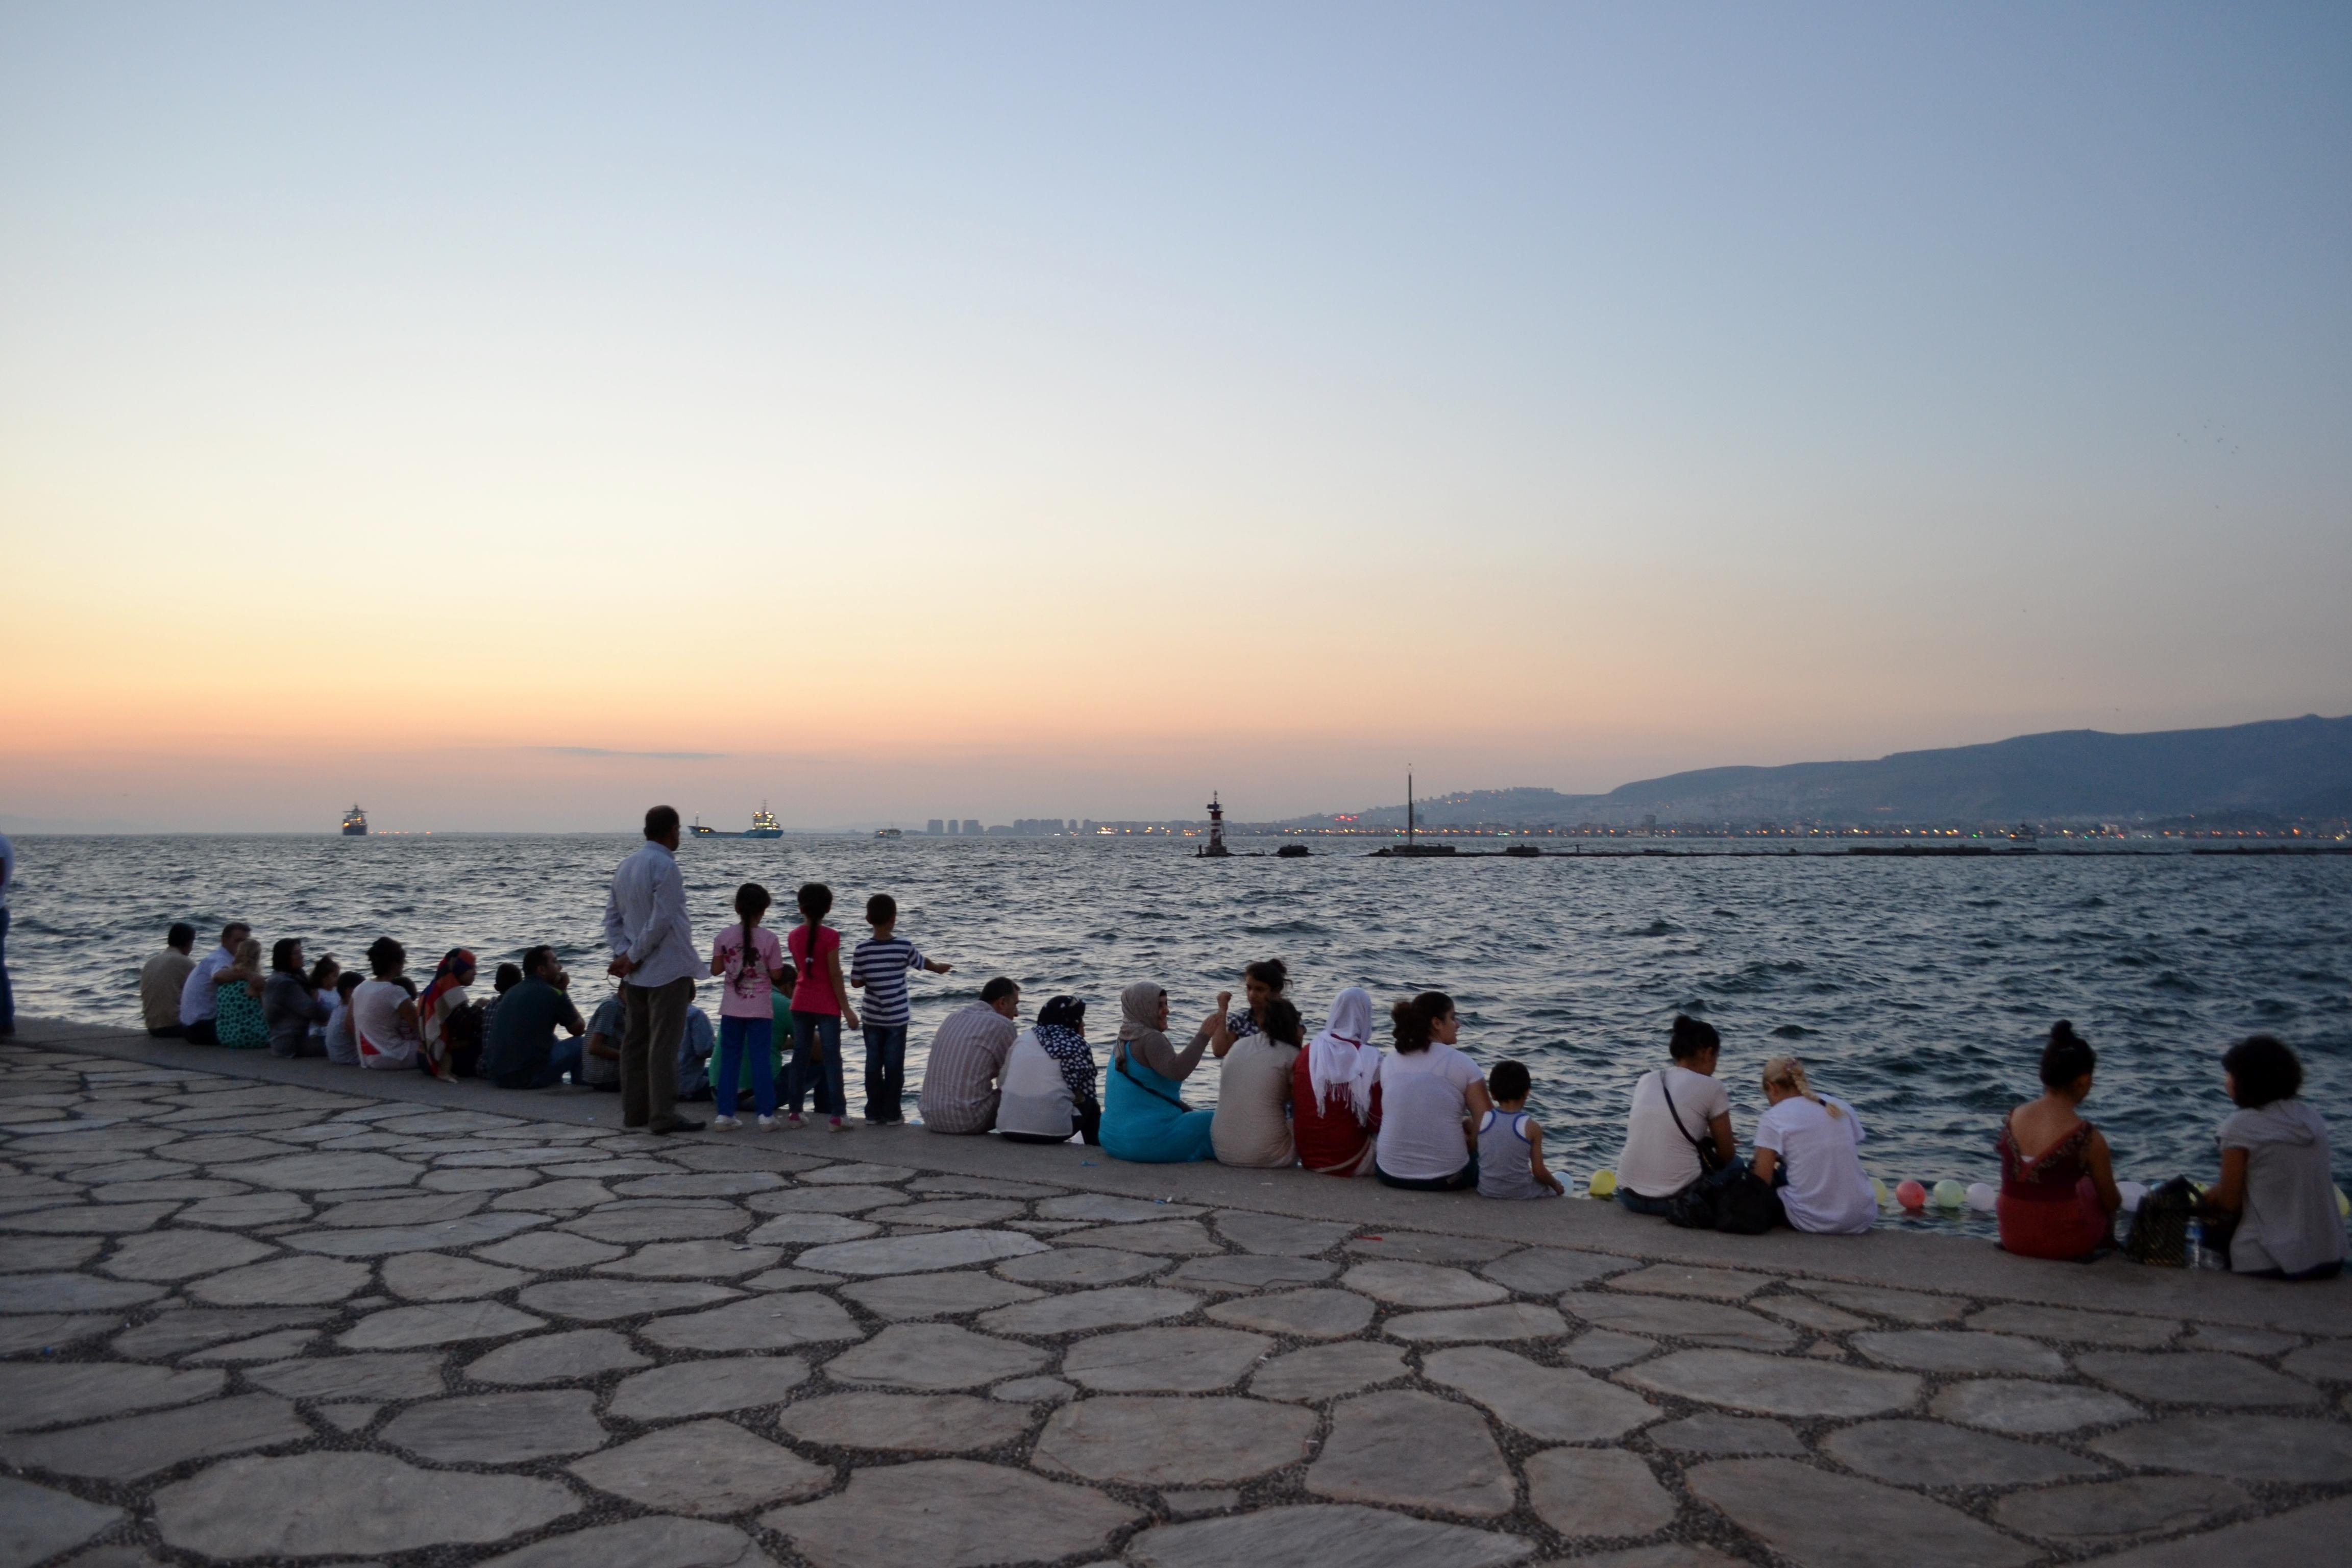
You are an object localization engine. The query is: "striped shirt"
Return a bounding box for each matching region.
[917,1002,1016,1133]
[849,936,927,1028]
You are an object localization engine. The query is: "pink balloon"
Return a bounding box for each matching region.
[1895,1180,1928,1211]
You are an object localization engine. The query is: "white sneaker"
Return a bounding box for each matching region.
[756,1115,777,1131]
[828,1117,852,1133]
[785,1113,805,1130]
[711,1115,741,1131]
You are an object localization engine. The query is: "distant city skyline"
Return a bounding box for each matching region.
[3,5,2347,832]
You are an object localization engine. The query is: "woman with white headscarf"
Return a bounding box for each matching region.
[1099,980,1227,1163]
[1290,987,1384,1176]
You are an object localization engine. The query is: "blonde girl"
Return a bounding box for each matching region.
[1751,1055,1876,1234]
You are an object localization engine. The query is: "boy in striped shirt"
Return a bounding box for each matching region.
[850,893,953,1124]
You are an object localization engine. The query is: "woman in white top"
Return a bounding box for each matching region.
[998,996,1100,1145]
[352,936,424,1072]
[1616,1015,1735,1215]
[1751,1056,1874,1235]
[1374,992,1491,1191]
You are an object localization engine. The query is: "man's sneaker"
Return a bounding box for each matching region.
[785,1113,805,1130]
[711,1115,741,1131]
[828,1117,852,1133]
[647,1113,704,1135]
[756,1115,778,1131]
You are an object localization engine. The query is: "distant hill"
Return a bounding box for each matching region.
[1280,714,2352,829]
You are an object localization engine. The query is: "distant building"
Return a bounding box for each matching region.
[963,819,982,836]
[926,820,944,836]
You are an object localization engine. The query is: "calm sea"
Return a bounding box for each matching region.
[8,834,2348,1231]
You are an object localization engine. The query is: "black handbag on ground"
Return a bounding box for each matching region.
[2124,1177,2197,1266]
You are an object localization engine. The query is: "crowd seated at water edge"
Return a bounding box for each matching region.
[115,801,2346,1280]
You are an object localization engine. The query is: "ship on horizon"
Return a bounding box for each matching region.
[690,804,785,839]
[340,804,368,837]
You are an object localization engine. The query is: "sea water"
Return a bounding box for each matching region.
[8,834,2348,1233]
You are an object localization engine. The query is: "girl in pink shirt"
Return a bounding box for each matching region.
[708,883,790,1130]
[786,881,860,1130]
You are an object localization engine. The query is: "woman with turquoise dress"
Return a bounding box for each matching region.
[1101,981,1230,1163]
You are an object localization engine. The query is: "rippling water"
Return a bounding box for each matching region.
[9,835,2349,1231]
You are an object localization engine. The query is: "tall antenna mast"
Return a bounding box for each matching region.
[1407,766,1415,849]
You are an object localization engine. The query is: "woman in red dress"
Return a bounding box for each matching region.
[1995,1021,2123,1260]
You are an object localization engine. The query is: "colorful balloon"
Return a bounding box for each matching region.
[1964,1182,1996,1212]
[2116,1181,2148,1213]
[1871,1177,1891,1209]
[1932,1179,1966,1210]
[1587,1168,1618,1199]
[1895,1180,1927,1211]
[2337,1185,2349,1220]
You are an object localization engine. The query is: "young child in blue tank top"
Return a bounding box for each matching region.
[1478,1060,1566,1199]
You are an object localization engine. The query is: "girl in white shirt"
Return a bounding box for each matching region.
[1752,1057,1875,1235]
[1374,992,1491,1191]
[1616,1015,1736,1214]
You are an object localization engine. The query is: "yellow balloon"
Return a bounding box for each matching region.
[1587,1169,1618,1198]
[2337,1186,2349,1220]
[1871,1177,1891,1209]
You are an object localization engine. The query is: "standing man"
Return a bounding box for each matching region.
[141,923,199,1037]
[177,921,250,1046]
[603,805,703,1134]
[0,829,14,1036]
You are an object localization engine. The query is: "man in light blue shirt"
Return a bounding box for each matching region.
[602,804,703,1134]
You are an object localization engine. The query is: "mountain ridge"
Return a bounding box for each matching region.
[1279,713,2352,829]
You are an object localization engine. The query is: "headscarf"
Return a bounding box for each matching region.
[1034,995,1096,1102]
[417,948,475,1033]
[1117,982,1167,1044]
[1308,986,1380,1125]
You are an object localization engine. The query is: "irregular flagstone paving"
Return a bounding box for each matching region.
[2,1039,2349,1568]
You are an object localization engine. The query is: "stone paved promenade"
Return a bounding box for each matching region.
[3,1017,2349,1568]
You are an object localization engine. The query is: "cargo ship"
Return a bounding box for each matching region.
[340,805,369,837]
[691,805,785,839]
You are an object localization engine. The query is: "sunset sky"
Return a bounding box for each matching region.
[4,3,2348,831]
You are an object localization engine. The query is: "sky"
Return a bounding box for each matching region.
[3,2,2348,831]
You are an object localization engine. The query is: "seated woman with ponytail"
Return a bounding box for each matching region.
[1751,1056,1874,1234]
[1995,1021,2123,1261]
[1374,992,1491,1191]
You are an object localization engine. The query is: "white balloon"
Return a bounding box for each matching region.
[2116,1180,2148,1213]
[1964,1182,1996,1213]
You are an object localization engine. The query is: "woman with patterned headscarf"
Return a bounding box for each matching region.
[415,948,478,1082]
[1098,980,1227,1163]
[998,995,1102,1145]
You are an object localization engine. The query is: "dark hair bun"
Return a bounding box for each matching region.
[1669,1013,1721,1060]
[2038,1019,2097,1089]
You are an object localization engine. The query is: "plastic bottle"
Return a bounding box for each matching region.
[2186,1215,2219,1270]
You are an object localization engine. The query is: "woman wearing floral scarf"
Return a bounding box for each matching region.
[997,995,1101,1144]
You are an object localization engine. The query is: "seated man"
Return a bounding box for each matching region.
[675,1004,716,1101]
[177,921,251,1046]
[918,977,1021,1134]
[141,922,198,1037]
[482,946,588,1089]
[579,990,624,1092]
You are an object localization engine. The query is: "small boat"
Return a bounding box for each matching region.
[746,805,783,839]
[875,826,903,839]
[340,805,369,837]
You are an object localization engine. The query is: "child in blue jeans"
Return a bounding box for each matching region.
[786,882,859,1130]
[849,893,953,1124]
[708,882,790,1130]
